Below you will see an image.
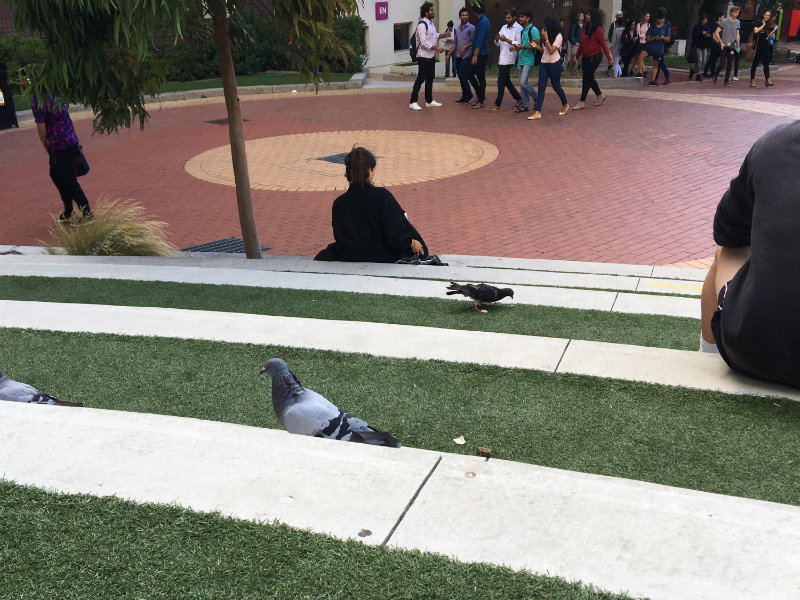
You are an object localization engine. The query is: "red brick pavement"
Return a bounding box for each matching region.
[1,67,798,265]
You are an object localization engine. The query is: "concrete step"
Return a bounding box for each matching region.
[0,255,700,318]
[0,253,707,294]
[1,300,796,401]
[2,401,798,600]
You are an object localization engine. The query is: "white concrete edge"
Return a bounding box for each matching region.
[0,254,707,299]
[1,300,796,402]
[3,400,799,600]
[0,261,702,318]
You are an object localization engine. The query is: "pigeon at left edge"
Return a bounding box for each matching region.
[0,370,84,406]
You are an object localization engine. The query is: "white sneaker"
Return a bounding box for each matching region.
[426,100,442,107]
[409,102,423,110]
[733,76,739,81]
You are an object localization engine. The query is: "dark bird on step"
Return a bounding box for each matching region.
[445,282,514,312]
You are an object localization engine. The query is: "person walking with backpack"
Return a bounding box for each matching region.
[514,10,539,114]
[490,8,523,112]
[572,8,612,111]
[409,2,447,111]
[468,4,491,109]
[750,10,775,87]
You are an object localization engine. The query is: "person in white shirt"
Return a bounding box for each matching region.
[490,8,523,112]
[409,1,447,110]
[443,20,455,77]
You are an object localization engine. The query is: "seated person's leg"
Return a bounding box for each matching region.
[700,245,751,349]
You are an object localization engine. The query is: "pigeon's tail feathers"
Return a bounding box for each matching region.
[51,399,84,407]
[30,393,83,407]
[446,282,469,296]
[352,429,402,448]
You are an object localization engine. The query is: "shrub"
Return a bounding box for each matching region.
[45,196,176,257]
[331,15,366,73]
[0,33,46,92]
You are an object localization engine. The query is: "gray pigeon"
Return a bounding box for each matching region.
[0,370,83,407]
[260,359,401,448]
[446,282,514,312]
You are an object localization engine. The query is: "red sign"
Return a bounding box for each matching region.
[375,1,388,20]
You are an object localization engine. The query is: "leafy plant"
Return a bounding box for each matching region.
[45,196,175,257]
[0,33,46,92]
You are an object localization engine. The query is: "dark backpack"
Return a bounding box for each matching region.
[409,21,428,62]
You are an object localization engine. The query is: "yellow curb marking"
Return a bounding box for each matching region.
[184,129,499,191]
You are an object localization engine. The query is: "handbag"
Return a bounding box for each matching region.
[73,144,89,177]
[743,31,756,62]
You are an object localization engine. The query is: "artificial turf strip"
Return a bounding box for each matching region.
[2,329,799,507]
[0,276,699,350]
[0,482,636,600]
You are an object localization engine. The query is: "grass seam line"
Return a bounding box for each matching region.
[380,455,443,547]
[554,339,573,373]
[610,292,620,312]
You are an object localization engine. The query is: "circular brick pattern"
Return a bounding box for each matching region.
[184,129,499,192]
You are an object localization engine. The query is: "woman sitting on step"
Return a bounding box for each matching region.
[315,147,428,263]
[700,122,800,389]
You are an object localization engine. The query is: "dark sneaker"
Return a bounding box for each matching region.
[724,81,732,87]
[56,212,72,223]
[695,75,703,82]
[648,80,659,86]
[689,69,694,79]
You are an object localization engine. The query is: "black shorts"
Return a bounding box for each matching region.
[710,283,761,382]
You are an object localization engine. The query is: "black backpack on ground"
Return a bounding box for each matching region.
[409,21,428,62]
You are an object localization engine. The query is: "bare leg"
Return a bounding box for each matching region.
[701,245,751,344]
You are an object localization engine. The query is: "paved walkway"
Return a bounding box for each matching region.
[2,64,799,264]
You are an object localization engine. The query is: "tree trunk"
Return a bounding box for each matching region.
[211,1,263,259]
[684,0,704,58]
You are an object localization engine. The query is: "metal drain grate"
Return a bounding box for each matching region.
[206,118,250,125]
[181,237,271,253]
[316,152,348,164]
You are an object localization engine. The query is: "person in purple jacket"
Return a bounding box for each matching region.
[23,72,91,222]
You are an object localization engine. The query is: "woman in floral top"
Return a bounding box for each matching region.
[26,74,91,222]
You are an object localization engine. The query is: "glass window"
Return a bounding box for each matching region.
[394,22,412,52]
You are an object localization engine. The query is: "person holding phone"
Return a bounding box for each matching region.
[529,17,569,119]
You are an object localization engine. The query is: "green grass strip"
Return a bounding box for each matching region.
[0,276,699,350]
[2,329,798,506]
[0,481,636,600]
[160,72,353,92]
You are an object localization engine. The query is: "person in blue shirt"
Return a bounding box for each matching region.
[467,4,491,109]
[645,8,672,85]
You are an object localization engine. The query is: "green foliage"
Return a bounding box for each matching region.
[332,15,367,73]
[231,7,294,75]
[0,33,45,91]
[10,0,360,134]
[12,0,187,133]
